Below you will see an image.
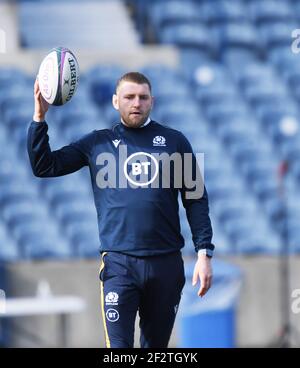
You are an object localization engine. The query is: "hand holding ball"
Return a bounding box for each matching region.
[38,47,79,106]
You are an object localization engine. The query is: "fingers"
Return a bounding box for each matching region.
[198,273,212,297]
[192,257,213,297]
[34,76,40,95]
[33,75,49,121]
[192,263,199,286]
[34,77,49,107]
[34,77,42,106]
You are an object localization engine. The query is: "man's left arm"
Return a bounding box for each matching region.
[179,133,214,297]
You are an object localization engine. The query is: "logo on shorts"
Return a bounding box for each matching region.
[105,292,119,305]
[106,308,119,322]
[153,136,166,146]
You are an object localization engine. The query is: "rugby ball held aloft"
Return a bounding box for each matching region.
[38,46,79,106]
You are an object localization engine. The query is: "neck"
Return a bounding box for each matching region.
[121,117,151,128]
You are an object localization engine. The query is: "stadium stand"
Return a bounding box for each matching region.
[18,0,140,50]
[0,0,299,261]
[1,0,300,350]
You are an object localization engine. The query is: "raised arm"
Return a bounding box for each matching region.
[27,78,90,177]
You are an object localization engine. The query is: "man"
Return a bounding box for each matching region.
[28,72,214,348]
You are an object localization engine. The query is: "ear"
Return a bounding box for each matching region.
[112,94,119,110]
[151,96,154,109]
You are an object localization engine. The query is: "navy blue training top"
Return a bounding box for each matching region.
[27,120,214,257]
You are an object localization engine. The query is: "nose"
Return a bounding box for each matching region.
[132,96,141,107]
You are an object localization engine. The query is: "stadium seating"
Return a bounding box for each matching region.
[0,224,20,261]
[1,0,300,260]
[18,1,140,50]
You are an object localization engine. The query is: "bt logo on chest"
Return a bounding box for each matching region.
[125,152,159,187]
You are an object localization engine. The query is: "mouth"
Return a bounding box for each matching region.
[130,112,142,116]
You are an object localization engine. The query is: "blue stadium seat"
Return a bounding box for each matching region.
[89,80,116,107]
[239,158,278,183]
[141,64,181,84]
[3,106,33,137]
[19,234,72,260]
[56,108,100,128]
[102,104,120,126]
[250,174,280,201]
[196,84,238,107]
[2,201,49,229]
[213,194,258,219]
[63,121,99,143]
[243,80,289,106]
[193,64,238,105]
[41,177,90,203]
[0,225,20,261]
[86,65,126,106]
[267,119,300,146]
[255,99,299,126]
[160,24,215,56]
[221,209,281,253]
[275,129,300,158]
[234,232,281,255]
[0,69,27,96]
[199,0,247,25]
[0,156,28,184]
[222,48,259,66]
[209,221,233,255]
[216,119,259,146]
[1,84,32,113]
[179,49,214,78]
[227,135,274,164]
[53,199,96,226]
[259,21,298,50]
[204,99,249,125]
[281,145,300,164]
[249,0,294,25]
[150,1,202,30]
[231,61,276,88]
[288,224,300,253]
[19,2,106,48]
[178,122,208,142]
[262,196,283,223]
[154,99,201,122]
[152,79,190,101]
[290,157,300,182]
[214,22,259,51]
[75,236,100,258]
[64,221,100,258]
[11,220,58,249]
[0,182,38,207]
[207,176,246,202]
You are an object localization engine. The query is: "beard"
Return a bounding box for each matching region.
[121,112,150,128]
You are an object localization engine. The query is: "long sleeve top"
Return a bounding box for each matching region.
[27,120,214,257]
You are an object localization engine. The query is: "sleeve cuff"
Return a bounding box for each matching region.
[197,249,213,258]
[32,120,46,124]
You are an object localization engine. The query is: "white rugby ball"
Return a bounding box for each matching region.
[38,46,79,106]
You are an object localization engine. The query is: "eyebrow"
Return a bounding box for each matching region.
[124,94,150,97]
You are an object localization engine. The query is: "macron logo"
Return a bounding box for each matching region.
[112,139,121,148]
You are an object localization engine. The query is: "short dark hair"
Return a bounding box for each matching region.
[116,72,152,93]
